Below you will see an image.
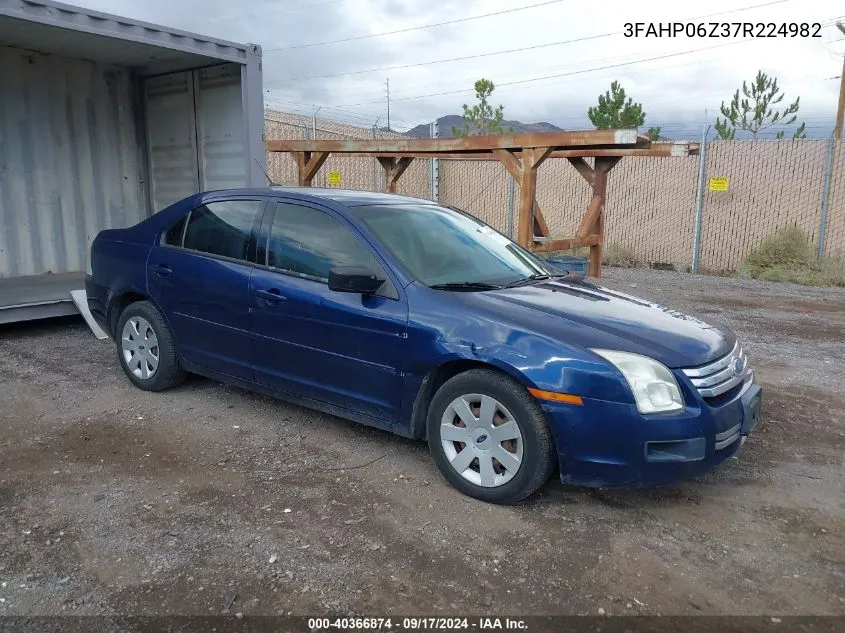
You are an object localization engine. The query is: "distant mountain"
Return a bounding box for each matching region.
[404,115,563,138]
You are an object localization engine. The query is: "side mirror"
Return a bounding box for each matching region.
[328,266,384,295]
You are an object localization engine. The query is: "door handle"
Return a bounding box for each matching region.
[256,288,287,304]
[149,264,172,277]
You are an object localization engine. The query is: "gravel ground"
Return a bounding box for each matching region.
[0,269,843,618]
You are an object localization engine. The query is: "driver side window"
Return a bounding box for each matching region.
[266,202,385,283]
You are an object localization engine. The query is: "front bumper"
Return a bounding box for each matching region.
[542,376,762,488]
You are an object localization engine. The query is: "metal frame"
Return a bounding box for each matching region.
[266,130,699,278]
[0,0,250,64]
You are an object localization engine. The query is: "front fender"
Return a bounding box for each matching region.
[476,339,634,406]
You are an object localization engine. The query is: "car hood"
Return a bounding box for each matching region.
[467,278,734,368]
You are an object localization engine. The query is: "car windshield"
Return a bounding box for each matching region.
[348,203,553,288]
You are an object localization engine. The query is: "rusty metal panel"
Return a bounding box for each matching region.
[0,46,146,278]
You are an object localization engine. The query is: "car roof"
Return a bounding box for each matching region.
[202,187,439,207]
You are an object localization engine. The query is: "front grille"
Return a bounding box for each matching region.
[681,342,751,398]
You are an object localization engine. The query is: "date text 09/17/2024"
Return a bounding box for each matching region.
[308,617,527,630]
[624,22,822,38]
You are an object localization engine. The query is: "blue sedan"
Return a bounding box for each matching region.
[86,188,762,503]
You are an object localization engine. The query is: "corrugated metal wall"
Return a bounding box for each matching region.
[0,46,147,278]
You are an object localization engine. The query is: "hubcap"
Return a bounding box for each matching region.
[440,394,524,488]
[121,316,160,380]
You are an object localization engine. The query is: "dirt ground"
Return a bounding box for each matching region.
[1,269,843,619]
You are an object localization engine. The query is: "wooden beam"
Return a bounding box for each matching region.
[596,155,622,174]
[378,157,414,193]
[533,202,550,238]
[533,146,554,168]
[392,157,413,186]
[575,194,604,240]
[567,157,594,185]
[269,144,696,160]
[531,235,600,252]
[492,148,520,177]
[493,149,550,238]
[301,151,329,186]
[265,129,646,155]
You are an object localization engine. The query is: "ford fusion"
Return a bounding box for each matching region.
[86,188,762,503]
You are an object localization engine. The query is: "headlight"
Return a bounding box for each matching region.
[591,349,684,414]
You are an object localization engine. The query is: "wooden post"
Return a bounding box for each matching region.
[378,157,413,193]
[503,147,553,248]
[492,149,550,239]
[585,157,620,278]
[295,151,329,186]
[516,149,538,248]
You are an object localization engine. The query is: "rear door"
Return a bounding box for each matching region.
[250,200,408,423]
[147,197,265,380]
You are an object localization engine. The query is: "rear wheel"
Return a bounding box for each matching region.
[116,300,185,391]
[427,369,556,504]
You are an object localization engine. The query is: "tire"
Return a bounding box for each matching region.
[115,300,186,392]
[427,369,556,504]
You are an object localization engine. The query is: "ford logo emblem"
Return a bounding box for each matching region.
[730,357,744,376]
[476,434,488,444]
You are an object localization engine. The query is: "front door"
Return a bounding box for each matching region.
[250,200,407,423]
[147,198,264,379]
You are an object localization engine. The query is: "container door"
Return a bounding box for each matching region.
[195,64,248,191]
[143,72,200,212]
[143,64,249,214]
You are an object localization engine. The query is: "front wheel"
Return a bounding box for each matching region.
[115,300,186,392]
[427,369,556,504]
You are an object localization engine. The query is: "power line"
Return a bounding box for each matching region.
[265,0,791,79]
[329,15,844,108]
[300,44,744,102]
[263,0,569,51]
[333,39,758,108]
[266,32,614,84]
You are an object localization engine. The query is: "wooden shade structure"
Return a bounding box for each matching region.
[265,130,699,278]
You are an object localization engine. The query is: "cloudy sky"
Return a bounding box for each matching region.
[69,0,844,137]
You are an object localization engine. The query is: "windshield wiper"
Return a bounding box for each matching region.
[503,272,567,288]
[429,281,502,291]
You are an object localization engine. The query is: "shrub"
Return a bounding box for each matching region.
[740,226,845,287]
[743,226,813,271]
[603,243,638,268]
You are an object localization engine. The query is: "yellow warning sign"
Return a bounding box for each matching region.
[709,177,729,191]
[328,171,342,186]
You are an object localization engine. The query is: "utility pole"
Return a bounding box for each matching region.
[385,78,391,132]
[835,22,845,140]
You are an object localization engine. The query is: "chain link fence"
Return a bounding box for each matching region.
[265,109,430,199]
[265,110,843,272]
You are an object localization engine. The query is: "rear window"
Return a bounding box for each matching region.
[163,216,187,246]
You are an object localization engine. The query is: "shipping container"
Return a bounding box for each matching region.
[0,0,265,323]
